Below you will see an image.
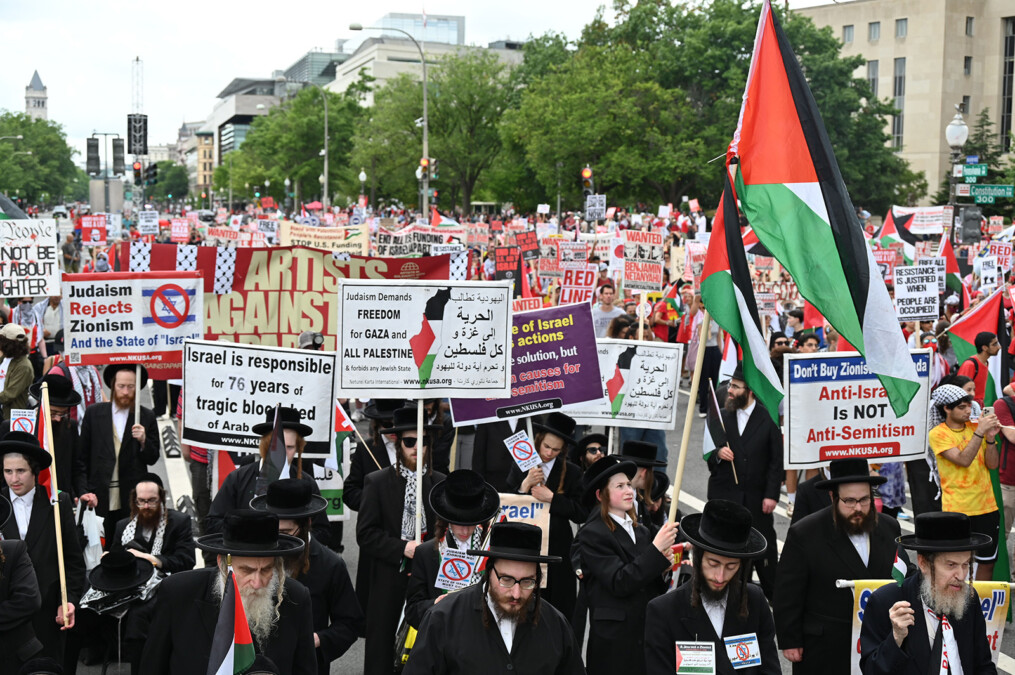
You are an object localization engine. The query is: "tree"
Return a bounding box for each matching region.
[148,162,189,201]
[0,112,78,203]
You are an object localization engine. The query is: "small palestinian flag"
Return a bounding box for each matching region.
[409,287,452,387]
[876,211,918,265]
[332,403,355,477]
[892,552,907,586]
[36,406,52,501]
[606,346,638,417]
[256,403,286,496]
[207,570,255,675]
[938,237,970,308]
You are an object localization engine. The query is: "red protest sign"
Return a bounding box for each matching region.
[516,230,539,261]
[560,264,597,305]
[494,246,523,297]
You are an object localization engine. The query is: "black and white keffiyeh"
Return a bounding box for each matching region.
[121,509,168,556]
[399,465,417,541]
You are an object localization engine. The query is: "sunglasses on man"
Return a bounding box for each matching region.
[400,436,431,448]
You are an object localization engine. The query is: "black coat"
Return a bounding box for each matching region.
[403,582,586,675]
[859,573,995,675]
[0,488,85,660]
[345,439,391,612]
[52,419,88,499]
[790,474,831,526]
[645,580,780,675]
[78,402,160,516]
[110,508,196,574]
[356,465,444,674]
[706,405,783,507]
[293,537,364,675]
[472,421,517,493]
[405,538,442,629]
[139,567,317,674]
[575,514,669,675]
[774,506,908,675]
[0,540,44,666]
[507,457,586,621]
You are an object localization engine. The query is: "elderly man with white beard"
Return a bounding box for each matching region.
[859,512,997,675]
[139,509,317,674]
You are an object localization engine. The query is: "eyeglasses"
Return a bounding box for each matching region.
[838,496,872,509]
[491,566,537,590]
[585,445,604,455]
[136,497,161,507]
[774,340,790,346]
[50,409,69,420]
[400,436,431,448]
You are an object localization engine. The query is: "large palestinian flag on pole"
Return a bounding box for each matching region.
[728,0,919,416]
[207,570,255,675]
[409,287,452,387]
[876,211,919,265]
[700,172,783,422]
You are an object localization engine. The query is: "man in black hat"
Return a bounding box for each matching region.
[616,439,668,534]
[0,431,85,662]
[82,548,156,672]
[0,493,45,670]
[860,512,996,675]
[706,365,782,599]
[404,522,585,674]
[109,473,195,574]
[774,458,908,675]
[28,374,87,502]
[645,499,778,675]
[251,479,363,675]
[140,509,316,674]
[78,363,159,545]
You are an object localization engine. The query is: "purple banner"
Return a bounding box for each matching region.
[449,303,603,426]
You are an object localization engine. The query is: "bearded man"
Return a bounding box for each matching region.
[860,512,996,675]
[139,509,316,674]
[109,473,195,574]
[775,459,909,675]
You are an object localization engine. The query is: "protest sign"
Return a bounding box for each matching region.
[670,245,684,282]
[430,243,464,257]
[609,237,624,273]
[435,548,480,591]
[182,340,337,457]
[988,215,1005,235]
[892,205,952,235]
[688,198,700,211]
[503,430,541,472]
[568,339,684,429]
[685,242,707,290]
[538,238,563,279]
[675,643,715,675]
[558,241,589,270]
[783,351,930,468]
[279,222,368,255]
[585,194,606,221]
[917,256,946,293]
[375,224,466,257]
[559,265,597,305]
[756,293,777,314]
[872,249,896,284]
[512,297,542,312]
[467,223,490,248]
[498,493,551,586]
[657,204,672,219]
[8,409,36,435]
[256,218,279,245]
[63,271,204,379]
[981,255,1000,290]
[81,215,107,247]
[913,240,937,262]
[0,219,60,298]
[622,230,664,292]
[754,256,774,271]
[516,230,539,261]
[987,241,1013,273]
[335,279,513,398]
[493,246,523,296]
[138,211,159,236]
[206,226,239,246]
[449,303,603,425]
[893,266,940,322]
[170,218,189,243]
[536,203,550,215]
[311,462,348,522]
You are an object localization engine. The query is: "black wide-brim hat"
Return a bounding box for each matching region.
[29,374,82,407]
[531,411,577,446]
[0,430,52,470]
[468,521,561,564]
[429,470,500,526]
[570,432,608,464]
[898,511,992,553]
[680,499,768,558]
[102,363,149,390]
[197,509,305,557]
[616,440,666,468]
[387,406,442,435]
[250,478,327,520]
[581,455,638,509]
[363,398,402,421]
[814,458,887,490]
[87,549,155,593]
[251,406,313,438]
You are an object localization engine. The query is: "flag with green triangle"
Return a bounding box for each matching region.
[937,236,970,308]
[207,570,255,675]
[606,346,637,417]
[876,211,918,265]
[409,287,452,387]
[331,402,354,478]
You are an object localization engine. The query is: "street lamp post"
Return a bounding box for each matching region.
[358,168,367,204]
[0,135,24,142]
[351,22,428,221]
[284,177,291,212]
[945,106,969,246]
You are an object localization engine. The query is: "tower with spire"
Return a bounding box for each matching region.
[25,71,47,121]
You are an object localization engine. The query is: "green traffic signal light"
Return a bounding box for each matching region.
[168,194,172,199]
[255,191,261,198]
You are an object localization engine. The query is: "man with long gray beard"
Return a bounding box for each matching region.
[139,509,316,674]
[860,512,996,675]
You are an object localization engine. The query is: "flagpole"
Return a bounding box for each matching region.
[41,383,71,628]
[134,365,141,430]
[668,310,711,523]
[416,400,424,543]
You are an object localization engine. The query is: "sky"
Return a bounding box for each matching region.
[0,0,830,170]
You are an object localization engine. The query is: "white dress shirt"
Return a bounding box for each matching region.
[608,512,637,542]
[384,435,398,466]
[848,532,870,567]
[736,400,756,435]
[13,487,36,539]
[485,593,517,653]
[112,404,130,440]
[701,589,729,638]
[539,457,557,479]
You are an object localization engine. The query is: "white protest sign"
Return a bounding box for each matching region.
[609,237,624,273]
[498,493,551,586]
[257,218,279,245]
[137,211,159,236]
[435,548,480,591]
[8,409,37,435]
[182,340,338,457]
[557,241,589,270]
[536,203,550,215]
[981,255,1000,290]
[987,241,1013,273]
[622,230,664,292]
[585,194,606,221]
[657,204,672,219]
[675,643,716,675]
[312,462,349,522]
[0,219,60,298]
[916,256,946,294]
[335,280,513,398]
[893,266,940,322]
[503,429,540,472]
[559,264,597,305]
[724,634,762,670]
[430,243,464,257]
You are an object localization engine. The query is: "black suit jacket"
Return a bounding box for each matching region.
[472,421,516,493]
[645,580,780,675]
[0,540,44,664]
[405,538,442,629]
[110,508,196,574]
[139,567,317,674]
[707,404,783,507]
[344,440,390,512]
[859,573,995,675]
[774,506,908,675]
[790,474,831,526]
[79,402,159,516]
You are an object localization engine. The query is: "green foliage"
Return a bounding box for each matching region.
[147,162,189,201]
[0,112,78,203]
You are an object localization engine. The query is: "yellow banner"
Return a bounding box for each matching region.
[278,221,368,255]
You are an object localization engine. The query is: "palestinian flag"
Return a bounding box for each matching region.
[661,282,683,315]
[700,172,783,422]
[36,407,52,501]
[718,331,739,383]
[892,552,907,586]
[332,403,355,477]
[703,380,727,461]
[409,287,452,387]
[606,346,638,417]
[741,227,772,256]
[256,403,287,495]
[728,0,919,416]
[876,211,918,265]
[207,570,255,675]
[938,237,970,307]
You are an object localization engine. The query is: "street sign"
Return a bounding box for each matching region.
[585,194,606,221]
[956,183,971,197]
[969,184,1014,199]
[965,176,979,184]
[966,155,979,164]
[963,164,988,177]
[976,196,995,205]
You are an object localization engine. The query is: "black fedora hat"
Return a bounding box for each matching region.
[531,412,577,446]
[0,431,52,471]
[467,522,560,563]
[730,362,745,383]
[898,512,992,553]
[196,509,305,557]
[102,363,149,390]
[363,398,402,421]
[251,406,313,438]
[650,470,670,502]
[616,440,666,468]
[429,470,500,526]
[18,657,63,675]
[814,458,887,490]
[29,374,81,408]
[680,499,768,558]
[0,494,12,529]
[250,478,327,520]
[387,406,442,435]
[570,432,608,465]
[581,455,638,509]
[86,549,154,593]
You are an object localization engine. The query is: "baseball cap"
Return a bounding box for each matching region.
[0,324,27,341]
[599,263,609,271]
[945,295,960,306]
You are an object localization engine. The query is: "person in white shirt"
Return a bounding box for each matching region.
[591,285,626,338]
[33,296,63,356]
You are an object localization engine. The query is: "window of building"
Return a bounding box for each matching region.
[867,60,879,97]
[964,56,973,76]
[869,22,880,41]
[965,17,974,36]
[892,57,906,148]
[960,96,970,114]
[896,18,908,38]
[1002,18,1015,151]
[843,24,854,43]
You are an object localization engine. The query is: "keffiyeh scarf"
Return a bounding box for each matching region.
[121,509,168,556]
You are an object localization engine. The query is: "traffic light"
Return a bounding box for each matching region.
[429,158,439,181]
[86,138,100,176]
[133,161,142,184]
[145,163,158,186]
[255,191,261,198]
[581,166,594,197]
[111,139,125,175]
[420,157,430,171]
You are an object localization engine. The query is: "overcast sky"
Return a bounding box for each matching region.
[0,0,828,169]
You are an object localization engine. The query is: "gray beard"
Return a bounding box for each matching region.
[213,569,282,646]
[920,571,970,621]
